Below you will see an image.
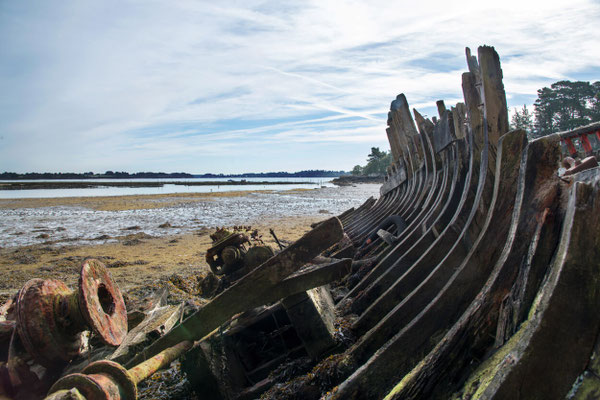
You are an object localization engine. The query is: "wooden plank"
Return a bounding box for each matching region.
[432,109,456,153]
[478,45,509,152]
[386,126,402,164]
[465,47,479,75]
[110,304,182,365]
[451,102,467,140]
[459,179,600,399]
[436,100,447,118]
[391,94,422,173]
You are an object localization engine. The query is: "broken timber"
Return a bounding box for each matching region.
[125,216,344,368]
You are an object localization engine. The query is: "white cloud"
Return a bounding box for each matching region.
[0,0,598,172]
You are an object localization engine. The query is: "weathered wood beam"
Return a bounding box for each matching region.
[382,134,562,399]
[458,178,600,399]
[332,129,526,400]
[451,102,467,140]
[126,217,343,368]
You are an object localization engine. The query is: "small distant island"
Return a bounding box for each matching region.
[0,169,346,180]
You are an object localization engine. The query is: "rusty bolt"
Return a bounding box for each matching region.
[15,259,127,368]
[47,341,192,400]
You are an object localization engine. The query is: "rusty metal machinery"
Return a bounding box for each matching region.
[205,228,274,276]
[15,259,128,368]
[46,340,192,400]
[0,259,128,397]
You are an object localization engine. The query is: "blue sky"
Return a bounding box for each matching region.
[1,0,599,174]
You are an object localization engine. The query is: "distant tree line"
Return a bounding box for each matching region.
[511,80,600,138]
[351,147,392,176]
[194,170,345,178]
[0,170,346,180]
[0,171,193,180]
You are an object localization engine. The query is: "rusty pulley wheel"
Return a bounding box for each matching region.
[78,259,127,346]
[15,259,127,368]
[16,278,82,368]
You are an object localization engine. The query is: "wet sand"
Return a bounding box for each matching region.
[0,189,309,211]
[0,189,368,302]
[0,180,313,190]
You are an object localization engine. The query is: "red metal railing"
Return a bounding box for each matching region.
[556,122,600,158]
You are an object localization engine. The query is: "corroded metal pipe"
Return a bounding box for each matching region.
[46,340,193,400]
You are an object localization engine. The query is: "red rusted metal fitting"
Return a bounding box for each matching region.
[47,341,192,400]
[49,360,137,400]
[15,259,127,368]
[563,137,577,156]
[579,134,593,154]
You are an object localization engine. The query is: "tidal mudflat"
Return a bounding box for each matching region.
[0,184,379,301]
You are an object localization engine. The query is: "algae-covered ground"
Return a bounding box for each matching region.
[0,185,379,303]
[0,201,331,303]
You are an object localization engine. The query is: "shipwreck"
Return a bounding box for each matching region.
[2,45,600,399]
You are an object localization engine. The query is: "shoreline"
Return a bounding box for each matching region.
[0,184,381,302]
[0,188,315,211]
[0,180,319,191]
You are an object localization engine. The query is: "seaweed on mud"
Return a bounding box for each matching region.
[260,353,356,400]
[123,238,143,246]
[169,273,203,296]
[164,272,226,304]
[332,316,357,347]
[121,232,154,246]
[138,361,199,400]
[105,259,149,268]
[266,356,314,385]
[12,254,38,264]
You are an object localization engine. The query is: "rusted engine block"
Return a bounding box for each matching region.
[206,228,274,276]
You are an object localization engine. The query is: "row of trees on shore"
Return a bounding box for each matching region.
[351,147,391,176]
[0,170,346,180]
[511,80,600,137]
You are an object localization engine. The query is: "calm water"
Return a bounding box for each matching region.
[0,184,381,247]
[0,177,336,199]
